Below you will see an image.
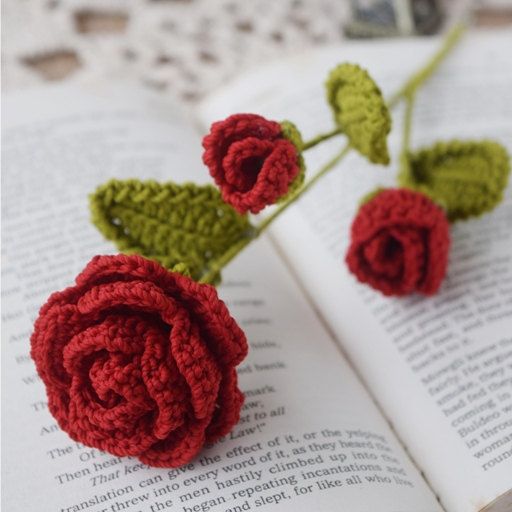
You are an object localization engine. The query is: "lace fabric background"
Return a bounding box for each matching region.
[7,0,491,103]
[2,0,354,101]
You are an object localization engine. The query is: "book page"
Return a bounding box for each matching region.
[197,30,512,512]
[1,86,441,511]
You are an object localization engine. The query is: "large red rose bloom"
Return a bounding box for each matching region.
[202,114,301,214]
[346,189,450,296]
[31,254,248,467]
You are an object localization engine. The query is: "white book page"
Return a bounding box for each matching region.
[197,30,512,512]
[1,86,440,511]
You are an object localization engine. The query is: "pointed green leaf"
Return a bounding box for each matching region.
[90,179,253,282]
[398,140,511,221]
[326,63,391,165]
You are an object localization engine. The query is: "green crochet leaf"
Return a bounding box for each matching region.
[398,140,511,221]
[280,120,304,152]
[325,63,391,165]
[169,262,192,278]
[279,120,305,200]
[90,179,254,282]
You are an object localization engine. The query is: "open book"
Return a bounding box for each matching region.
[2,29,511,512]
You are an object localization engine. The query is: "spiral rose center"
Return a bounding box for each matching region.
[364,231,404,279]
[63,314,161,421]
[87,351,122,407]
[88,350,148,409]
[223,138,274,192]
[239,156,264,190]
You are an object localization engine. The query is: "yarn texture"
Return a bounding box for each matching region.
[326,63,391,165]
[278,120,305,200]
[30,254,248,467]
[346,188,450,296]
[398,140,510,221]
[90,180,252,283]
[202,114,303,214]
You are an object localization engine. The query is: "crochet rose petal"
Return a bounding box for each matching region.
[202,114,302,214]
[30,254,248,467]
[346,189,450,296]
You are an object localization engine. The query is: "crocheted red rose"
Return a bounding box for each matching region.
[346,189,450,296]
[202,114,302,214]
[30,254,247,468]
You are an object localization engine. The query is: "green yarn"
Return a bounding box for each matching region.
[279,120,305,201]
[280,120,304,152]
[90,179,253,283]
[398,140,511,221]
[169,262,192,278]
[325,63,391,165]
[84,27,470,288]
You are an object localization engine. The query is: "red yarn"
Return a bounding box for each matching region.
[346,189,450,296]
[202,113,300,214]
[30,254,248,468]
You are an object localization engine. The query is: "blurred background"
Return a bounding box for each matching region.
[2,0,511,103]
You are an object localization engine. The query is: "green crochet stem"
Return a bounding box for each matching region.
[401,92,415,156]
[198,144,351,284]
[198,23,467,285]
[387,22,466,104]
[259,144,352,232]
[304,24,465,157]
[302,127,344,150]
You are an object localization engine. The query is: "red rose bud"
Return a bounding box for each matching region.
[346,189,450,296]
[202,114,302,214]
[31,254,248,468]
